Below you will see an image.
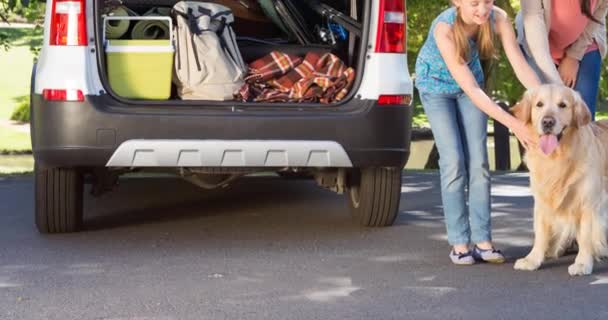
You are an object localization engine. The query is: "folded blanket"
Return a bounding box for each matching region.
[238,51,356,104]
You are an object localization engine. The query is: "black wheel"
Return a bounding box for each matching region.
[35,163,84,233]
[348,167,402,227]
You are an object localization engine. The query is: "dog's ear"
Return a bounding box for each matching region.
[510,90,532,124]
[572,89,591,128]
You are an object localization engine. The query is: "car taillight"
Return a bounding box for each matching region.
[49,0,87,46]
[43,89,85,101]
[375,0,406,53]
[378,95,411,106]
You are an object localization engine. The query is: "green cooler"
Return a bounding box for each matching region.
[104,16,174,100]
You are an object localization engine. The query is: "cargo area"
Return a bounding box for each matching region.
[95,0,368,106]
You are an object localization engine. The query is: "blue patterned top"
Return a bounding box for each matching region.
[415,7,495,94]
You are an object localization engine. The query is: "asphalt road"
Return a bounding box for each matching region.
[0,172,607,320]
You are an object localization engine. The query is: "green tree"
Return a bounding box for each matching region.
[495,0,517,17]
[406,0,448,125]
[406,0,448,76]
[1,0,45,51]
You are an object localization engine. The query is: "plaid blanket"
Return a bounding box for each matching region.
[237,51,356,104]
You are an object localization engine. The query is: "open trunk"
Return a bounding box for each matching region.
[94,0,368,107]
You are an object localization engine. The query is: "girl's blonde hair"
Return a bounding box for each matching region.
[451,2,497,63]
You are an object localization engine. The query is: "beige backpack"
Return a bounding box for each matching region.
[171,1,246,100]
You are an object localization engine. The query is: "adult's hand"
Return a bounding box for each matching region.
[558,56,580,88]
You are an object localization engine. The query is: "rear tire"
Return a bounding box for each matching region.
[35,163,84,233]
[348,167,402,227]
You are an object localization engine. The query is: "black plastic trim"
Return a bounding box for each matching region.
[31,93,413,168]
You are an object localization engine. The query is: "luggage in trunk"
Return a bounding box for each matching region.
[97,0,365,105]
[171,1,247,101]
[104,16,175,100]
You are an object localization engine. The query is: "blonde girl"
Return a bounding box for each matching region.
[415,0,541,265]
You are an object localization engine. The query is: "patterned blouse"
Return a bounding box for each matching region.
[415,7,495,95]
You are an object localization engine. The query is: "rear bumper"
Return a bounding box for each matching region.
[31,94,412,168]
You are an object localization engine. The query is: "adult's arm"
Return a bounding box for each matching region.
[495,8,542,89]
[520,0,562,83]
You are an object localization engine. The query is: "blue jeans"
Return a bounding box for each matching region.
[420,92,491,245]
[573,50,602,120]
[523,47,602,120]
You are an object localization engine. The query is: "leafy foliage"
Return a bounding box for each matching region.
[10,98,29,123]
[0,0,44,52]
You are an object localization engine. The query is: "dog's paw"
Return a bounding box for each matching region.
[514,258,540,271]
[568,263,592,276]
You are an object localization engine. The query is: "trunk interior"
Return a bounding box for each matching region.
[94,0,368,107]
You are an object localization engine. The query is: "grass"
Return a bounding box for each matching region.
[0,26,41,154]
[0,167,34,176]
[0,171,33,177]
[0,129,31,152]
[0,134,33,175]
[0,28,40,119]
[0,44,35,119]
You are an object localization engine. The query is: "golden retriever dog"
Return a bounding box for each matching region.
[511,84,608,276]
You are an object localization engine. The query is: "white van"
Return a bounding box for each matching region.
[31,0,413,233]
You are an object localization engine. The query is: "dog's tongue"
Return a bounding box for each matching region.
[539,134,559,155]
